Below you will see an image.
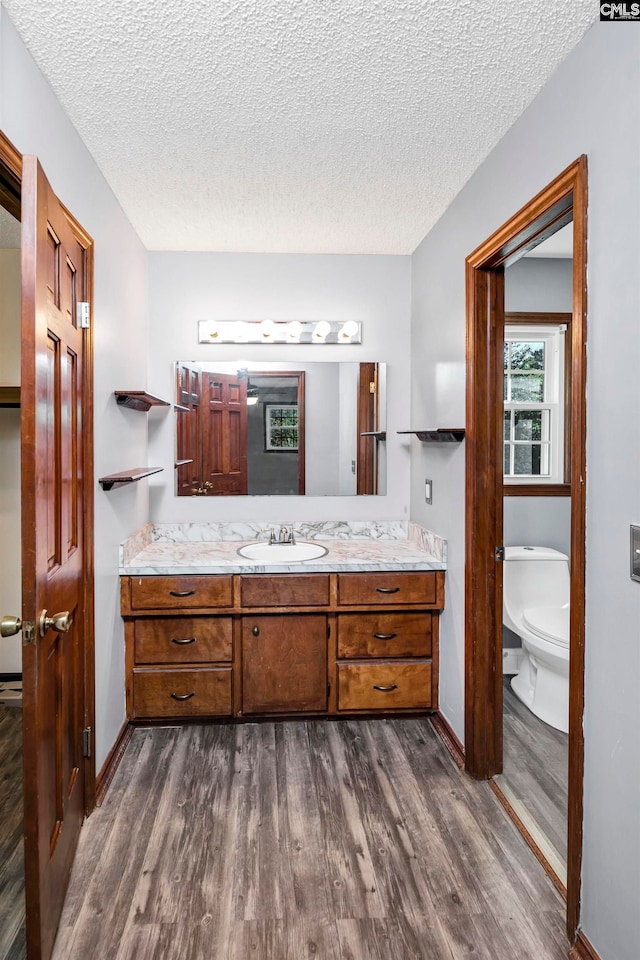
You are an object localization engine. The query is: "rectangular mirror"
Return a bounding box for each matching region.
[175,360,386,497]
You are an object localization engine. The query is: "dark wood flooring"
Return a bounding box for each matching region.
[498,678,568,862]
[0,706,25,960]
[52,719,568,960]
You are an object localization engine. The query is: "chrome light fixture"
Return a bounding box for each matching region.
[198,320,362,345]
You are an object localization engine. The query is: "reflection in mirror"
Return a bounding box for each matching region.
[175,361,387,497]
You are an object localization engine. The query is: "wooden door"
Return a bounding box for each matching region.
[242,615,328,714]
[357,361,378,494]
[21,156,93,960]
[201,371,247,495]
[175,361,201,495]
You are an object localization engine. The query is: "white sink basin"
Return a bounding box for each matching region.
[237,541,328,563]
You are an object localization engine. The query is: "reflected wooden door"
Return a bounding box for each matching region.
[202,371,247,495]
[357,361,378,494]
[21,156,93,960]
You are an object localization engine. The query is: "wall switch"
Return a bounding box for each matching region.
[631,525,640,582]
[424,479,433,504]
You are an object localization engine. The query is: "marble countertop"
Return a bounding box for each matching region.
[119,521,447,576]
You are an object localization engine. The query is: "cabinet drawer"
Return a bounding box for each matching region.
[241,575,329,607]
[128,576,232,611]
[337,612,432,659]
[337,661,432,711]
[132,667,232,718]
[134,617,232,664]
[337,573,436,606]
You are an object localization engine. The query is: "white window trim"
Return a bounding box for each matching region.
[504,324,565,485]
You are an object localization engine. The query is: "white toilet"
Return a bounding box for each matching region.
[503,546,570,734]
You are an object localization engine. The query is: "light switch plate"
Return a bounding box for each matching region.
[631,525,640,582]
[425,479,433,504]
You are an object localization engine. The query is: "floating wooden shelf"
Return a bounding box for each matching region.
[174,459,194,469]
[0,386,20,408]
[99,467,164,491]
[360,431,387,441]
[114,391,170,412]
[397,428,465,442]
[174,403,190,413]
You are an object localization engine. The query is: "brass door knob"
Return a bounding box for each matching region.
[1,616,22,638]
[39,610,73,637]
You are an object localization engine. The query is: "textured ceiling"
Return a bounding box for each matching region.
[3,1,597,254]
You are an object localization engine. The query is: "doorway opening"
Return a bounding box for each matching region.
[464,157,587,943]
[0,131,96,960]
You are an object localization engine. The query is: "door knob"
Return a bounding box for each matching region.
[1,616,22,638]
[39,610,73,637]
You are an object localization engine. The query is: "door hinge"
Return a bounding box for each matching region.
[327,622,331,639]
[369,381,376,394]
[77,301,90,329]
[82,727,92,758]
[22,620,36,646]
[495,546,505,561]
[327,682,331,697]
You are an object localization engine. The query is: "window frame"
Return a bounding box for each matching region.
[503,312,572,497]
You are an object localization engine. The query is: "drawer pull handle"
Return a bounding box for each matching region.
[171,637,197,645]
[169,590,195,597]
[373,633,397,640]
[170,691,195,701]
[373,684,398,692]
[375,587,400,594]
[252,626,260,636]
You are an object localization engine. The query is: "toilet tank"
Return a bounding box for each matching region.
[503,546,570,633]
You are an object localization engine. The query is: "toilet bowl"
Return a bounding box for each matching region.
[503,546,569,734]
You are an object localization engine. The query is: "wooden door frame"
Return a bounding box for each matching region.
[464,156,587,943]
[0,130,96,814]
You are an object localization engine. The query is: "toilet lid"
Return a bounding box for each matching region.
[523,604,570,647]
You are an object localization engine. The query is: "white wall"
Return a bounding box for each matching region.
[411,23,640,960]
[503,497,571,557]
[0,10,149,768]
[505,256,573,313]
[146,252,411,523]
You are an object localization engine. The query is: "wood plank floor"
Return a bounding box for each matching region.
[497,679,568,862]
[0,705,25,960]
[52,719,568,960]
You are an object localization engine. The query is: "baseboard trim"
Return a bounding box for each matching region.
[430,711,465,768]
[490,779,567,899]
[95,722,133,807]
[569,931,602,960]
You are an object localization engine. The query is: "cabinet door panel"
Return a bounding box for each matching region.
[337,661,432,711]
[242,615,327,713]
[134,617,232,663]
[337,612,433,659]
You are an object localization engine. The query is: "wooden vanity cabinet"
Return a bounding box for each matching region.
[121,570,444,721]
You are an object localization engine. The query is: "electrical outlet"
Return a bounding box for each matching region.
[631,525,640,582]
[424,479,433,504]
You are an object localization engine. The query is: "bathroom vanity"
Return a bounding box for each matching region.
[120,522,446,722]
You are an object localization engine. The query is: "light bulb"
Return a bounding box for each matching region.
[313,320,331,341]
[286,321,303,341]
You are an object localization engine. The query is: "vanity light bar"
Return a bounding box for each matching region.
[198,320,362,345]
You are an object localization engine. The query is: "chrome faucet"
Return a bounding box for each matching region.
[269,525,295,545]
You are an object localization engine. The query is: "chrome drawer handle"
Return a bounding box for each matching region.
[373,633,397,640]
[373,684,398,692]
[169,590,195,597]
[170,691,195,701]
[375,587,399,594]
[171,637,197,645]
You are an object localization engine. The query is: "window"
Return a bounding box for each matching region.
[503,324,565,484]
